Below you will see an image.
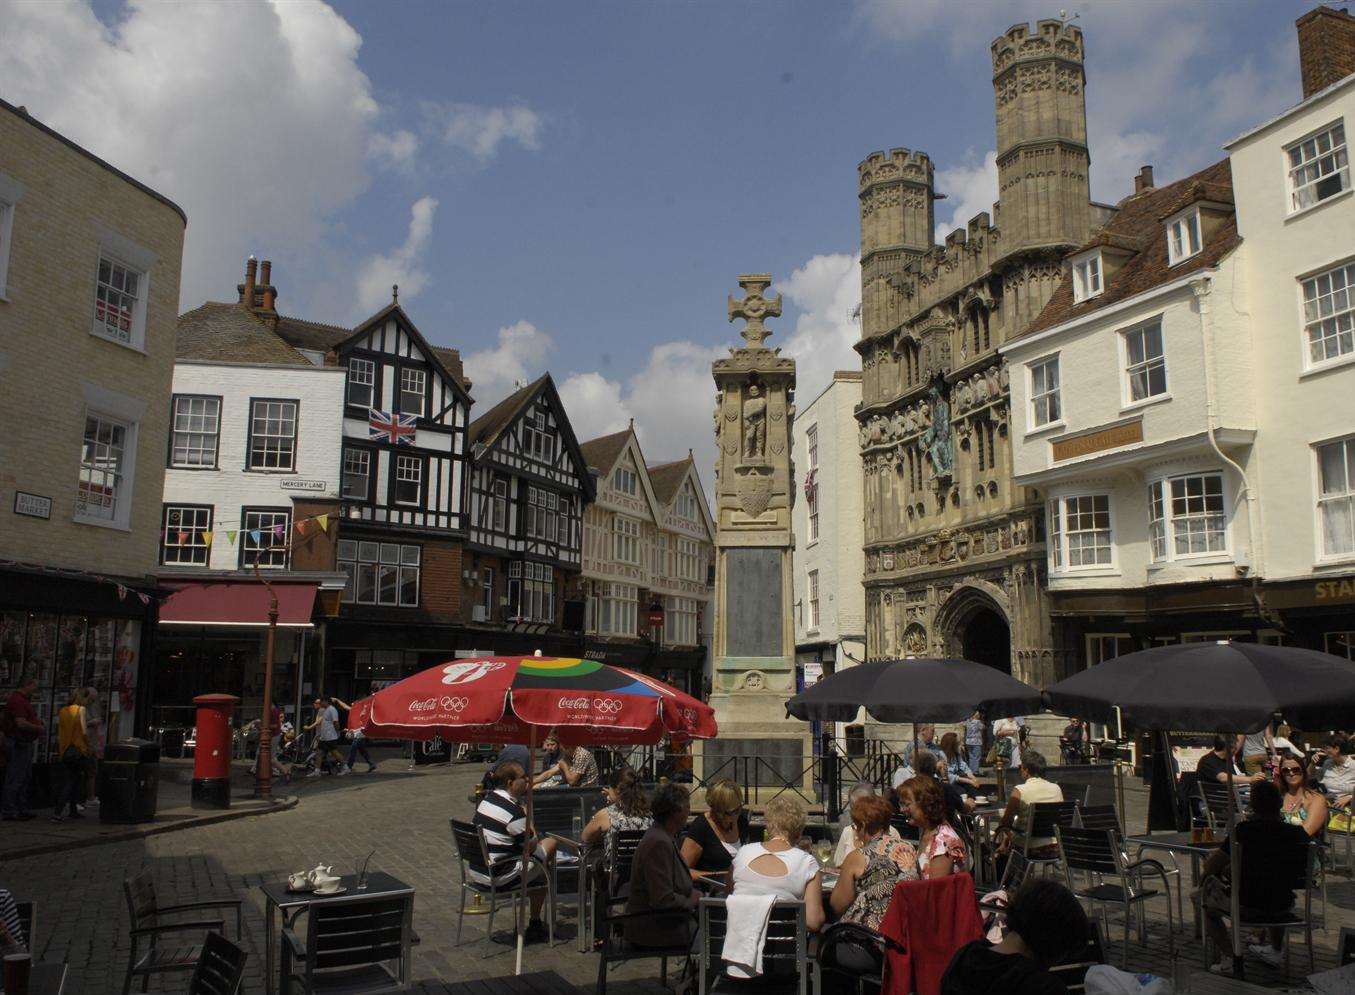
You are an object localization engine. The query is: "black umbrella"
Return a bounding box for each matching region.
[786,657,1043,725]
[1043,641,1355,735]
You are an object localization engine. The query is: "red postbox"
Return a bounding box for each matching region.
[191,693,239,810]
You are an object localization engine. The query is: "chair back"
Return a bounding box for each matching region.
[1077,804,1120,833]
[188,931,247,995]
[14,901,34,953]
[1020,800,1080,851]
[530,795,582,838]
[699,897,807,995]
[1056,826,1120,876]
[608,829,648,891]
[302,895,409,982]
[1197,780,1244,830]
[1047,920,1107,995]
[449,819,493,880]
[815,921,886,995]
[123,869,159,927]
[889,814,920,842]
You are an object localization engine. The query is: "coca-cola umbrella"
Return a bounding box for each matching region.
[346,653,716,972]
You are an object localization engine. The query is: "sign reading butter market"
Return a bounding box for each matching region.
[13,491,52,519]
[1051,419,1144,462]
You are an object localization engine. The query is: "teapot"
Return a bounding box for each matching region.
[287,871,310,890]
[307,863,335,885]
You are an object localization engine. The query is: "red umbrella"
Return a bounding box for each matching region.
[345,653,716,974]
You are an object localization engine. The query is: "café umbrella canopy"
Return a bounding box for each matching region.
[1043,640,1355,735]
[785,656,1043,725]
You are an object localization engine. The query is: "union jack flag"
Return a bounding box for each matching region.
[803,467,817,503]
[368,408,418,445]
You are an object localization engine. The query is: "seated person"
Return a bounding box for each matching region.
[915,752,976,825]
[731,795,825,932]
[903,724,948,769]
[471,761,558,944]
[939,732,981,793]
[1200,780,1311,973]
[1277,754,1328,838]
[535,735,598,788]
[897,775,968,878]
[993,750,1063,856]
[831,794,919,930]
[1197,734,1268,787]
[833,782,902,866]
[941,878,1091,995]
[1320,736,1355,809]
[626,783,700,950]
[582,766,653,866]
[680,779,749,880]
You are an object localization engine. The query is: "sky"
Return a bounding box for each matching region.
[0,0,1309,489]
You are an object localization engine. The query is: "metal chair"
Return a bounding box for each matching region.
[1197,780,1248,834]
[448,819,554,958]
[1079,803,1185,927]
[698,897,808,995]
[1207,838,1320,978]
[813,921,886,995]
[281,893,411,994]
[185,931,248,995]
[1011,800,1080,882]
[1047,920,1108,995]
[1057,825,1175,969]
[14,900,33,953]
[122,869,243,995]
[594,892,695,995]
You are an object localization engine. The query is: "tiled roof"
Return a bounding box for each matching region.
[647,457,692,505]
[1021,158,1239,339]
[273,315,350,355]
[468,376,543,448]
[432,347,470,391]
[579,428,631,474]
[176,302,312,365]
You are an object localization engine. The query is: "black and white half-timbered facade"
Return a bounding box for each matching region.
[462,375,594,650]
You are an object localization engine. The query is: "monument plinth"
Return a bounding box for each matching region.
[704,275,812,796]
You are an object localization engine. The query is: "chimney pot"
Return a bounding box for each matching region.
[240,256,257,306]
[1134,165,1155,194]
[259,260,271,286]
[1297,5,1355,99]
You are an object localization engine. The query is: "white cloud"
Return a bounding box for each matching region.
[933,151,998,241]
[355,196,438,312]
[423,101,544,161]
[776,253,862,407]
[369,129,419,171]
[556,372,633,441]
[463,320,557,404]
[0,0,382,310]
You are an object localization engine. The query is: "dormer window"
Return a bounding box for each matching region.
[1072,252,1103,303]
[1166,208,1202,265]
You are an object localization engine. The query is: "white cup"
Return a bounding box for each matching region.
[288,872,309,890]
[314,880,341,895]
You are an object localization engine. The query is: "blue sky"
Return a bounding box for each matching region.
[1,0,1309,469]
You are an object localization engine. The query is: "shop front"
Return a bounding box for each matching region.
[0,561,155,779]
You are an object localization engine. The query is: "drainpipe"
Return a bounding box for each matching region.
[1191,278,1265,585]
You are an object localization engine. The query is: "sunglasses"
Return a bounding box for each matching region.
[1281,766,1303,774]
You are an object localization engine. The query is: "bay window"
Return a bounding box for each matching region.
[1048,495,1112,571]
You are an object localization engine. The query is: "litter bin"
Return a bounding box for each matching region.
[191,694,239,810]
[99,739,160,823]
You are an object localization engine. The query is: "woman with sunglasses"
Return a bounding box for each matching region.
[1277,754,1328,837]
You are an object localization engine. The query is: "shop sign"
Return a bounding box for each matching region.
[1316,579,1355,602]
[280,479,328,492]
[13,491,51,519]
[1051,419,1144,462]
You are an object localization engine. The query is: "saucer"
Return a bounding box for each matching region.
[314,886,347,897]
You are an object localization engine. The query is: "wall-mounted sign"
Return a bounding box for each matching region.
[1051,418,1144,462]
[1316,579,1355,602]
[13,491,51,519]
[279,479,328,493]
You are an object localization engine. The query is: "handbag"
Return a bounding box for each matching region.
[61,744,84,764]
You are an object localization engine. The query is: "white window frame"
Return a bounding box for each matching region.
[1121,319,1168,406]
[338,539,420,607]
[807,570,820,630]
[1287,119,1350,215]
[1028,354,1062,429]
[246,399,298,471]
[1048,494,1114,573]
[393,454,422,506]
[596,581,638,636]
[169,395,221,468]
[520,562,555,623]
[613,515,641,564]
[398,367,426,418]
[240,508,291,570]
[76,412,131,529]
[491,477,508,532]
[612,466,638,497]
[342,448,371,500]
[1072,251,1103,303]
[1300,259,1355,369]
[1315,435,1355,562]
[1165,207,1202,265]
[347,357,375,408]
[90,226,155,352]
[161,505,212,566]
[0,171,23,300]
[1148,472,1229,562]
[664,595,698,645]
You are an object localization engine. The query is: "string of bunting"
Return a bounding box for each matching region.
[161,512,333,552]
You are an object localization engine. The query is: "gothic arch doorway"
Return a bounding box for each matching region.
[938,586,1012,675]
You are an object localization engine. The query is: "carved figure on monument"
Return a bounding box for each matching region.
[922,384,954,478]
[955,379,973,412]
[742,382,767,460]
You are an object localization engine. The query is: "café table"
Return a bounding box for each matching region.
[1121,830,1221,938]
[544,832,598,953]
[260,871,414,995]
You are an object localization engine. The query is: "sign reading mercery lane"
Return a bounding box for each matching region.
[1316,579,1355,601]
[1051,419,1145,463]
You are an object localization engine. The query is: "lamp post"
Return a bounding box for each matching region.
[254,561,280,802]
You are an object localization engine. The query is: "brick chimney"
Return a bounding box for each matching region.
[1134,165,1155,194]
[258,259,277,313]
[237,256,257,306]
[1297,5,1355,99]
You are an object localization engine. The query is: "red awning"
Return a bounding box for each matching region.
[159,582,318,628]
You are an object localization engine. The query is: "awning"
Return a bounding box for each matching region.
[159,582,319,628]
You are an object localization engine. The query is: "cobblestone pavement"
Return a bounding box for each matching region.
[7,754,1355,992]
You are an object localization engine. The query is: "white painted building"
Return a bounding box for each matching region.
[792,371,866,689]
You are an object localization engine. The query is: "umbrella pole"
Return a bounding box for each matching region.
[912,723,918,772]
[1226,758,1241,973]
[518,725,535,977]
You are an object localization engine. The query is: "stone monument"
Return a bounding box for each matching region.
[705,274,813,794]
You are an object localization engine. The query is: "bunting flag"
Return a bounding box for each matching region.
[294,519,308,536]
[177,530,189,545]
[116,583,128,601]
[226,530,238,545]
[249,529,262,544]
[272,524,286,540]
[202,531,214,548]
[317,514,329,533]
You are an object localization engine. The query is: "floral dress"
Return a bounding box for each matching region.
[918,823,969,879]
[842,834,919,931]
[604,805,653,864]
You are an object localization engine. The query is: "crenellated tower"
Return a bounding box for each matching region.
[858,148,934,343]
[991,19,1091,260]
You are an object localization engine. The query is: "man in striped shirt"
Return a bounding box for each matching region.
[472,761,557,943]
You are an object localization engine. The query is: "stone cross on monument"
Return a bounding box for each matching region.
[704,273,811,800]
[727,274,782,350]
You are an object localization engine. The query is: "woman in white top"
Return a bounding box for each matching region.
[731,795,825,931]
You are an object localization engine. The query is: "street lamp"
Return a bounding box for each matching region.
[253,561,280,801]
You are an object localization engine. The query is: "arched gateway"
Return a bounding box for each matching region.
[936,584,1012,675]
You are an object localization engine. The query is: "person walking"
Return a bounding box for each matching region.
[330,697,377,773]
[304,697,347,777]
[53,688,92,822]
[964,710,985,776]
[82,686,104,809]
[2,678,43,821]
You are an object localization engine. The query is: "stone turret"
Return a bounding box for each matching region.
[991,19,1091,257]
[858,148,934,342]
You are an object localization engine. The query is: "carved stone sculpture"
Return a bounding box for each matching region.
[742,382,767,460]
[922,384,954,478]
